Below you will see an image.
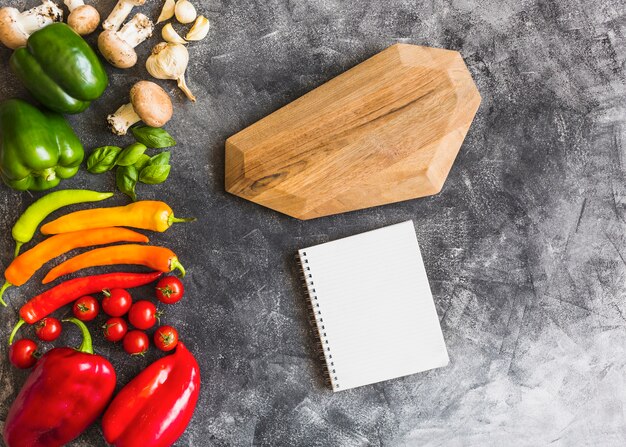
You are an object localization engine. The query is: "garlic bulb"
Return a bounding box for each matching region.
[146,42,196,101]
[162,22,186,44]
[185,15,209,41]
[174,0,196,24]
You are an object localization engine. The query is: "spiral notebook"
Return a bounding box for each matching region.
[298,221,449,392]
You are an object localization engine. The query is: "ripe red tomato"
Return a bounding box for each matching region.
[103,317,128,342]
[155,276,184,304]
[123,330,149,355]
[102,288,132,317]
[73,296,99,321]
[153,325,179,352]
[9,339,38,369]
[128,300,159,329]
[35,317,62,342]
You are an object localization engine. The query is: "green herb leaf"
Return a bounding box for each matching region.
[149,151,171,166]
[116,143,147,166]
[133,154,151,171]
[87,146,122,174]
[131,126,176,148]
[116,165,139,201]
[139,164,171,184]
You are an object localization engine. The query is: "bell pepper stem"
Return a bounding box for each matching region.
[40,167,57,182]
[8,319,26,345]
[168,214,196,227]
[62,317,94,354]
[170,258,186,277]
[14,242,23,258]
[0,281,11,307]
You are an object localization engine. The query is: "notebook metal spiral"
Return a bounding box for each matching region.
[296,252,339,390]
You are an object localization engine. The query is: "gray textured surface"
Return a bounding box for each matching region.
[0,0,624,445]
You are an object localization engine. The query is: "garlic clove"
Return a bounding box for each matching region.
[162,22,186,44]
[156,0,174,23]
[174,0,196,24]
[185,15,209,41]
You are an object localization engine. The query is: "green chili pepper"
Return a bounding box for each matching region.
[12,190,113,257]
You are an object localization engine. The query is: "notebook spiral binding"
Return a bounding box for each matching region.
[297,251,339,390]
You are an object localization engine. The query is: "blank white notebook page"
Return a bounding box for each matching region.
[298,221,449,392]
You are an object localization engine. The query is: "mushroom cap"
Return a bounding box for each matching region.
[128,0,147,5]
[97,29,136,68]
[68,4,100,35]
[130,81,173,127]
[0,7,28,49]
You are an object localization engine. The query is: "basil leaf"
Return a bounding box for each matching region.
[133,154,151,171]
[116,143,147,166]
[116,165,138,201]
[87,146,122,174]
[149,151,171,166]
[131,126,176,148]
[139,164,171,185]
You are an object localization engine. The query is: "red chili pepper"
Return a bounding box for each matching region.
[102,342,200,447]
[3,318,116,447]
[20,271,163,324]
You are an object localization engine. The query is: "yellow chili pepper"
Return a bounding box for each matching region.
[40,201,195,235]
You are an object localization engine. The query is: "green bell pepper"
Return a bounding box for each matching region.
[9,23,108,114]
[0,99,84,191]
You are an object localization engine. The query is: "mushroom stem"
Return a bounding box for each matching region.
[102,0,144,31]
[107,102,141,135]
[18,0,63,34]
[117,13,153,48]
[63,0,85,11]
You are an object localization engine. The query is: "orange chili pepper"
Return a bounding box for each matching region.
[0,228,149,306]
[42,244,185,284]
[40,201,195,235]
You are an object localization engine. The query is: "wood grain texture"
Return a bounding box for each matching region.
[225,43,481,220]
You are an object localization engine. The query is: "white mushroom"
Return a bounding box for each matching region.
[102,0,145,31]
[0,0,63,49]
[107,80,173,135]
[98,13,154,68]
[64,0,99,35]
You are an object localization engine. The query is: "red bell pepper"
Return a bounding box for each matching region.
[3,318,116,447]
[102,342,201,447]
[20,271,163,324]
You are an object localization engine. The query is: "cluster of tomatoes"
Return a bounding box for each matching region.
[9,276,184,369]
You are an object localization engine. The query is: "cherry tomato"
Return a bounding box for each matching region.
[153,325,179,352]
[123,330,149,355]
[102,288,132,317]
[103,317,128,342]
[35,317,62,342]
[155,276,184,304]
[128,300,159,330]
[9,339,38,369]
[73,296,99,321]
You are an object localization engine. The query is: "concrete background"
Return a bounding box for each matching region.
[1,0,625,445]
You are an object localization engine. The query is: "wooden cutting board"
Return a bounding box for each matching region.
[225,43,481,220]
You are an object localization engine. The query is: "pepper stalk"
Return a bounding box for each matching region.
[62,317,93,354]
